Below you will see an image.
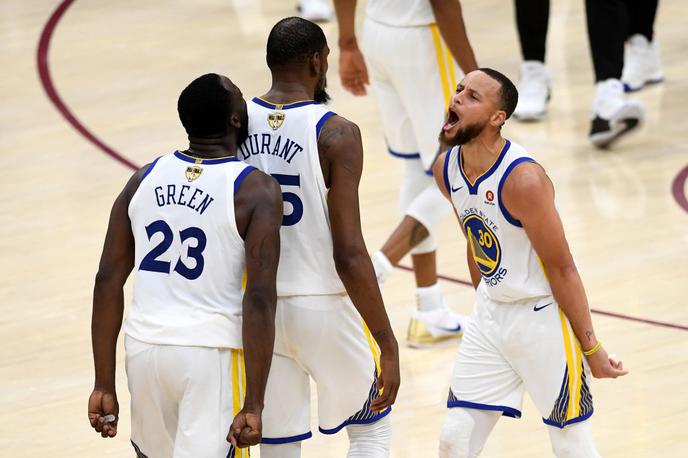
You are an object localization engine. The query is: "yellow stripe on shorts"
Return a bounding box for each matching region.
[231,349,249,458]
[558,309,580,421]
[430,24,452,108]
[362,320,382,377]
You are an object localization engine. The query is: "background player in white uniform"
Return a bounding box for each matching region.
[88,74,282,457]
[433,68,628,457]
[333,0,478,347]
[239,18,400,458]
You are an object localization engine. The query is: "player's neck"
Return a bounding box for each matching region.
[461,133,505,176]
[186,136,237,158]
[263,77,315,104]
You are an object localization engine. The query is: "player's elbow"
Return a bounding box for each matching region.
[243,289,277,317]
[333,248,368,277]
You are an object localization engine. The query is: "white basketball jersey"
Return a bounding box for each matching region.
[125,151,254,348]
[442,140,552,302]
[240,98,345,296]
[366,0,435,27]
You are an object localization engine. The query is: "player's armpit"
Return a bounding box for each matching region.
[235,169,282,412]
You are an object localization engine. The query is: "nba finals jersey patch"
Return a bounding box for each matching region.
[185,165,203,182]
[462,213,508,286]
[267,111,285,130]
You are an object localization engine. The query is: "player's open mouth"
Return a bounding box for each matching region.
[443,108,460,131]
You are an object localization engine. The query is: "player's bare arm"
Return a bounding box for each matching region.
[229,170,282,448]
[433,152,481,289]
[319,114,400,410]
[429,0,478,73]
[501,162,628,379]
[333,0,369,96]
[89,163,150,438]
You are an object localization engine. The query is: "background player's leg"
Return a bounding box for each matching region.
[439,408,501,458]
[514,0,549,63]
[586,0,644,147]
[513,0,551,120]
[260,442,302,458]
[547,420,601,458]
[346,414,391,458]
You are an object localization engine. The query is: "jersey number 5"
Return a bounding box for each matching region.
[272,173,303,226]
[139,220,207,280]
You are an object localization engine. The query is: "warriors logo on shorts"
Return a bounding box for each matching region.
[463,214,501,277]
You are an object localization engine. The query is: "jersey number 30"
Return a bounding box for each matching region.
[139,220,206,280]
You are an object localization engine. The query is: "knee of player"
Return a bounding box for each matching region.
[439,410,472,458]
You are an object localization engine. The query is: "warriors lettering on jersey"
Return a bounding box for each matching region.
[153,184,215,215]
[238,133,304,165]
[460,207,508,287]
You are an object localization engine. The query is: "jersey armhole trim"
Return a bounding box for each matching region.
[233,165,256,194]
[442,148,453,194]
[497,157,536,227]
[141,156,162,181]
[316,111,336,138]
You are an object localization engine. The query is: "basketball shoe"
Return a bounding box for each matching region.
[297,0,333,22]
[513,61,550,121]
[407,300,468,349]
[589,78,644,149]
[622,34,664,92]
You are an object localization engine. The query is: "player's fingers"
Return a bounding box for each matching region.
[228,430,239,447]
[370,389,392,411]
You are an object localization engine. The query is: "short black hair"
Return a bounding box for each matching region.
[478,68,519,119]
[266,17,327,69]
[177,73,232,137]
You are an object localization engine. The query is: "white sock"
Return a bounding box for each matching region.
[346,415,391,458]
[416,283,443,311]
[372,251,394,288]
[260,441,302,458]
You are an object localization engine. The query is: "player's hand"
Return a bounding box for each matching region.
[88,388,119,438]
[370,345,400,412]
[339,47,369,96]
[586,345,628,379]
[227,408,262,449]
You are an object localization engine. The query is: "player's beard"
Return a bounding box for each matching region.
[315,76,331,104]
[441,121,484,146]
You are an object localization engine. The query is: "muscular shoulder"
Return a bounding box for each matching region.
[235,168,282,206]
[501,161,553,219]
[317,114,362,157]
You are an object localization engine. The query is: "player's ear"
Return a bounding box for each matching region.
[490,110,507,129]
[310,51,321,77]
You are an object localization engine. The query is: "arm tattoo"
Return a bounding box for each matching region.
[585,330,594,342]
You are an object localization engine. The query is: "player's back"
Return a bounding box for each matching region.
[125,151,252,348]
[366,0,434,27]
[241,98,345,297]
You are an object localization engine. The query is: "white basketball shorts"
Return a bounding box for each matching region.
[260,295,389,444]
[125,335,250,458]
[447,288,594,428]
[362,17,460,172]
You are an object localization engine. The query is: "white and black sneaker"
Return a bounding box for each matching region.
[513,61,551,121]
[297,0,333,22]
[589,79,644,149]
[622,34,664,92]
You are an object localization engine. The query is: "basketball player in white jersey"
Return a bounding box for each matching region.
[433,68,628,457]
[333,0,478,347]
[239,18,400,458]
[88,74,282,457]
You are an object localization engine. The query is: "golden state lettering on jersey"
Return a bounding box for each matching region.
[238,133,304,164]
[459,207,508,287]
[153,184,215,215]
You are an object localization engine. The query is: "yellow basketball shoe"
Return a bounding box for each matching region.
[406,306,469,349]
